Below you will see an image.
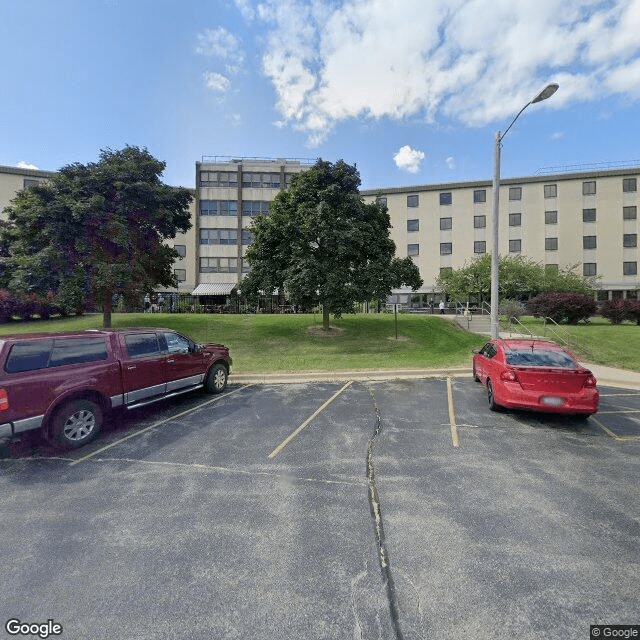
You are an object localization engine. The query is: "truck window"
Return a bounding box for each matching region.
[124,333,161,358]
[5,340,54,373]
[163,332,190,353]
[49,337,108,367]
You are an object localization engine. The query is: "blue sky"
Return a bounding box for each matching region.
[2,0,640,191]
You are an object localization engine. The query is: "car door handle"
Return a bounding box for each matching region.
[167,359,175,364]
[127,365,136,370]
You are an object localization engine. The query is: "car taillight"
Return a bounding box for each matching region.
[0,389,8,411]
[500,370,518,382]
[583,375,597,388]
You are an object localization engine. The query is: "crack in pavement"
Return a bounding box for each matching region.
[366,384,405,640]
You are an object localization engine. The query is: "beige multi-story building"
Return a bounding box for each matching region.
[2,160,638,305]
[191,157,312,299]
[362,166,640,304]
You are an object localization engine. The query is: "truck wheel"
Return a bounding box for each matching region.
[205,364,228,394]
[51,399,102,449]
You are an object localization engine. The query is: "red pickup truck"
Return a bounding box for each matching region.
[0,328,232,449]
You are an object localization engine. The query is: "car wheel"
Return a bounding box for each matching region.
[487,380,500,412]
[205,364,228,394]
[472,362,480,383]
[574,413,593,420]
[51,399,102,449]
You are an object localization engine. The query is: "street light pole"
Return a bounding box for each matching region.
[489,83,559,339]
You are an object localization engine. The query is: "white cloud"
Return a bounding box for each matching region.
[445,156,456,170]
[196,27,241,60]
[17,161,38,170]
[393,145,425,173]
[255,0,640,145]
[204,71,231,93]
[234,0,255,21]
[550,131,565,141]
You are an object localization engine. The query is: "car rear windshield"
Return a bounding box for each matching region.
[5,337,108,373]
[505,349,577,368]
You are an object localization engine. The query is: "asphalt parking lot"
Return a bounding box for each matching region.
[1,377,639,640]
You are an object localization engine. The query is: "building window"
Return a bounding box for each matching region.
[23,179,41,188]
[545,264,558,273]
[623,178,637,192]
[200,229,238,245]
[508,187,522,201]
[583,235,597,249]
[407,194,419,207]
[440,242,452,255]
[242,201,270,216]
[407,244,420,256]
[241,172,280,188]
[623,234,637,248]
[583,208,596,222]
[583,181,596,195]
[199,171,238,187]
[544,184,557,198]
[474,215,486,228]
[583,263,597,276]
[440,192,452,205]
[545,237,558,251]
[199,257,238,273]
[474,241,486,254]
[623,206,637,220]
[407,219,419,232]
[200,200,238,216]
[623,262,638,275]
[439,267,452,276]
[440,217,452,230]
[508,213,521,226]
[377,196,387,207]
[509,239,521,253]
[242,230,253,245]
[545,210,558,224]
[174,269,186,282]
[473,190,486,203]
[174,245,186,258]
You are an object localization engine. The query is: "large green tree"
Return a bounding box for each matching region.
[1,146,192,327]
[437,254,596,302]
[242,159,422,330]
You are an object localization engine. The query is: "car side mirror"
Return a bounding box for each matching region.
[472,348,481,354]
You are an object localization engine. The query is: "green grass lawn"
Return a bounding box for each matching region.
[0,312,485,372]
[1,312,638,372]
[515,316,640,372]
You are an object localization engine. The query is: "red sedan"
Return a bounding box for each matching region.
[472,339,599,417]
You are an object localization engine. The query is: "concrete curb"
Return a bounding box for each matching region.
[231,367,472,385]
[231,364,640,390]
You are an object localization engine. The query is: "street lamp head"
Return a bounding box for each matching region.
[531,83,559,104]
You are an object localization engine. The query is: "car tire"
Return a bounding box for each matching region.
[487,380,501,412]
[574,413,593,420]
[205,364,228,394]
[472,363,480,383]
[51,399,102,449]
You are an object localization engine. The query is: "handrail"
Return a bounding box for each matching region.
[542,317,592,360]
[503,316,534,338]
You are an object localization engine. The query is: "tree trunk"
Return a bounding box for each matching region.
[322,305,330,331]
[102,291,112,328]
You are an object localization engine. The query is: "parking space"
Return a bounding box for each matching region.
[1,378,639,639]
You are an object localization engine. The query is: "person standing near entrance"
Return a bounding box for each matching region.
[439,300,445,315]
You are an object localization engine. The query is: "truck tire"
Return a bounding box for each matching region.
[205,364,228,394]
[51,399,103,449]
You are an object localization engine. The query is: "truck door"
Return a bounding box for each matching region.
[161,331,207,392]
[121,332,166,404]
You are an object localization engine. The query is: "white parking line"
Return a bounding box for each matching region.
[268,381,353,459]
[69,385,251,466]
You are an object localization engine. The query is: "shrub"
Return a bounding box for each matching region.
[626,300,640,325]
[599,299,628,324]
[499,299,526,322]
[527,292,596,324]
[599,299,640,325]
